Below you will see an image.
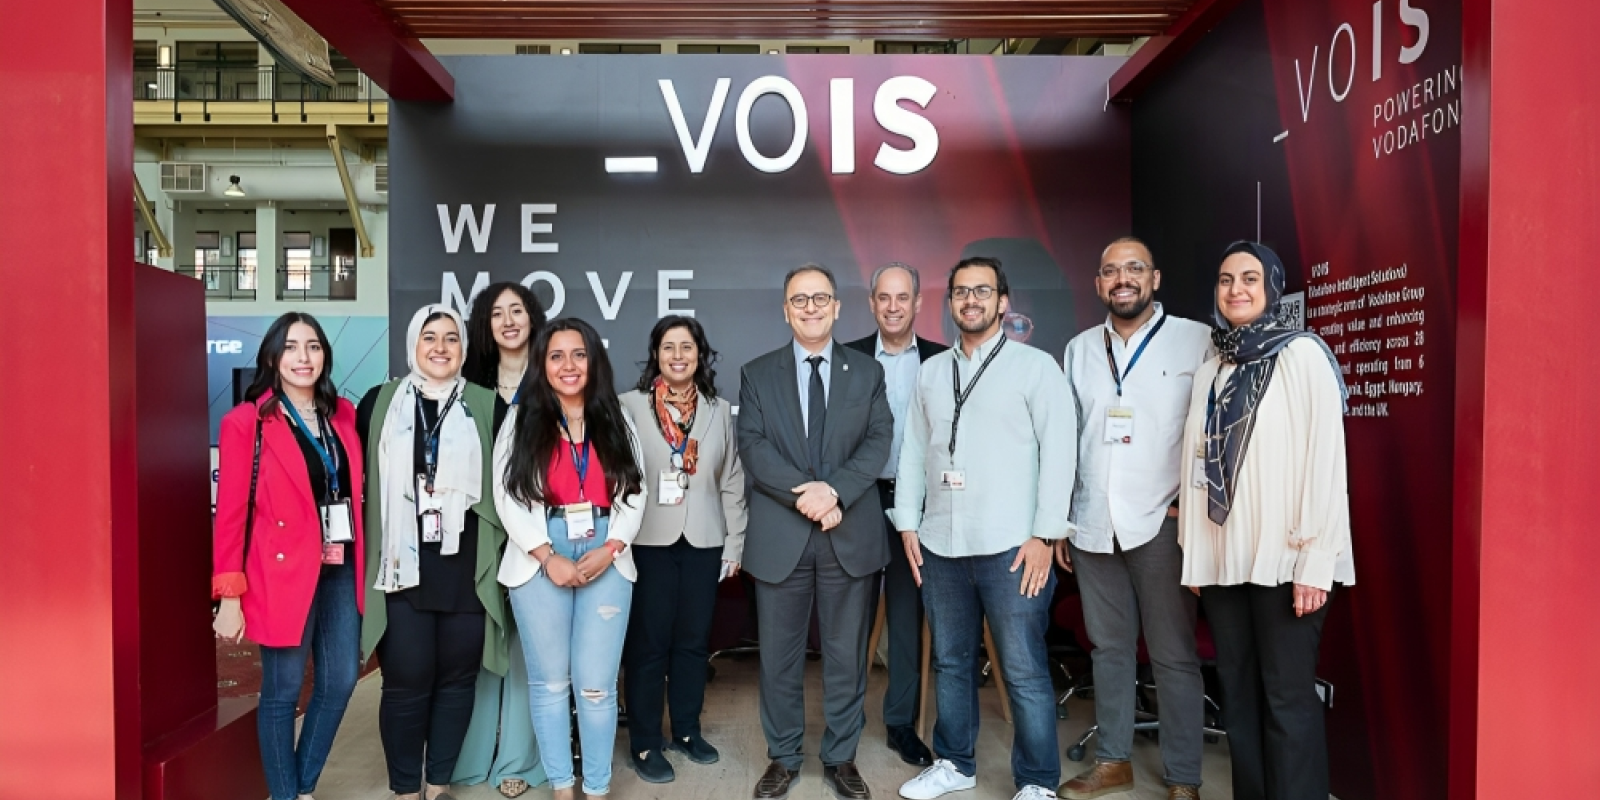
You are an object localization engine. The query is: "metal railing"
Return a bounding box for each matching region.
[176,265,258,301]
[135,63,381,123]
[276,264,358,302]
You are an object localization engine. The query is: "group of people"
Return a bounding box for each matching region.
[211,236,1353,800]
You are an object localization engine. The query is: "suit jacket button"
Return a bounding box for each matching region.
[275,553,285,562]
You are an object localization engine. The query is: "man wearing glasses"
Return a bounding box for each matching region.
[1057,238,1214,800]
[892,256,1078,800]
[738,264,894,800]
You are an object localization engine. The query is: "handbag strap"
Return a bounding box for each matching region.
[240,413,264,569]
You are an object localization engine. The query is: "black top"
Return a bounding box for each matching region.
[358,385,505,614]
[286,405,353,564]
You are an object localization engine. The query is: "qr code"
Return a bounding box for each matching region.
[1280,291,1306,330]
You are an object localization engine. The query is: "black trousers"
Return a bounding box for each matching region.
[376,596,486,793]
[873,480,923,728]
[623,537,722,752]
[1201,583,1332,800]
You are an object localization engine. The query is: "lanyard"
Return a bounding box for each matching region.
[1102,313,1168,399]
[283,401,340,498]
[654,403,694,468]
[559,416,592,500]
[949,333,1007,455]
[419,387,460,493]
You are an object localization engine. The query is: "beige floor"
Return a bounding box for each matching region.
[307,657,1236,800]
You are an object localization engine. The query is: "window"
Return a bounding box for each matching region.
[578,43,662,54]
[874,41,957,54]
[195,231,221,289]
[284,232,312,293]
[176,42,260,101]
[142,231,159,266]
[677,44,761,55]
[786,45,852,54]
[515,44,552,55]
[237,232,257,291]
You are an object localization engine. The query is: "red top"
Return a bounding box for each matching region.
[548,439,611,508]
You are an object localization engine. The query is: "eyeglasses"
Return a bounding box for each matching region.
[788,292,835,310]
[1098,261,1152,280]
[950,285,996,301]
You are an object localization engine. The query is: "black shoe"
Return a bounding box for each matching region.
[823,762,872,800]
[886,725,934,767]
[754,761,800,799]
[666,733,721,764]
[631,748,676,784]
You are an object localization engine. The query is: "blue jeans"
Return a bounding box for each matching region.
[920,545,1059,791]
[257,560,361,800]
[508,517,633,795]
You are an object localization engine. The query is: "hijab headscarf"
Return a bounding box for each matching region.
[1203,241,1347,525]
[374,305,483,593]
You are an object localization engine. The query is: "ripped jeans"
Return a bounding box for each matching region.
[509,516,633,794]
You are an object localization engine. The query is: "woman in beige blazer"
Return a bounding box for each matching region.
[617,314,749,784]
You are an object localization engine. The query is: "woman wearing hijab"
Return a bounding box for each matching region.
[358,305,511,800]
[213,312,365,800]
[453,282,547,798]
[617,315,747,783]
[1177,241,1354,800]
[494,317,646,800]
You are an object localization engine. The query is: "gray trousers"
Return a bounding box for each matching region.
[754,528,875,769]
[1068,518,1204,787]
[874,480,923,728]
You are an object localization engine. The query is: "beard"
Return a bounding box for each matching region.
[1106,288,1153,320]
[955,304,1000,334]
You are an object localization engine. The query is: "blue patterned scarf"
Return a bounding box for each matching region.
[1204,241,1347,525]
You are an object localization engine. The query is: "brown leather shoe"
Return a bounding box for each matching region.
[1059,760,1135,800]
[754,761,800,800]
[1167,786,1201,800]
[823,761,872,800]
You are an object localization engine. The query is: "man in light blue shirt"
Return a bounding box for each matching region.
[891,257,1077,800]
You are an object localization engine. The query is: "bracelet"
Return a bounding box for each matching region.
[605,540,626,557]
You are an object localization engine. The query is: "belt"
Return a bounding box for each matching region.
[547,505,612,520]
[877,478,896,491]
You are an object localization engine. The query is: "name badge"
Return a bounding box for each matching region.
[657,469,688,506]
[416,474,444,512]
[1192,443,1207,488]
[940,470,966,491]
[321,543,345,565]
[422,509,443,543]
[1105,407,1135,444]
[565,502,596,539]
[322,500,355,543]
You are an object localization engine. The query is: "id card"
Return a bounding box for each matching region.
[657,469,687,506]
[416,474,443,512]
[321,543,345,565]
[1192,443,1207,488]
[422,509,443,543]
[565,502,596,539]
[321,500,355,543]
[940,470,966,490]
[1105,407,1135,444]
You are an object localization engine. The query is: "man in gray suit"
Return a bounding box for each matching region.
[739,263,893,800]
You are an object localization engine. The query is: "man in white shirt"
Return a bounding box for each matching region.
[1056,238,1214,800]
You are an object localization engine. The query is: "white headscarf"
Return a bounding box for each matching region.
[374,305,484,593]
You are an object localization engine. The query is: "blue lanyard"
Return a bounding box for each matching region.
[559,416,592,499]
[1102,313,1169,398]
[282,400,340,498]
[420,388,460,492]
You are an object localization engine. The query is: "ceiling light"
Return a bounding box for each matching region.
[224,175,246,197]
[560,47,572,55]
[768,49,779,54]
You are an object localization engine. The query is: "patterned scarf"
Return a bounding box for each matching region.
[1204,241,1347,525]
[651,377,700,475]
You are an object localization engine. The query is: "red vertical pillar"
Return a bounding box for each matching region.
[0,0,135,797]
[1455,0,1600,796]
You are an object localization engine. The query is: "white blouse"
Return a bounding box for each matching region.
[1177,337,1355,591]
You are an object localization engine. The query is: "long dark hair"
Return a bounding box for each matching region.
[633,314,719,399]
[505,318,642,507]
[462,282,546,389]
[244,312,338,417]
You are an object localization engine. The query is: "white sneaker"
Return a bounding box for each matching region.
[1011,786,1057,800]
[899,760,977,800]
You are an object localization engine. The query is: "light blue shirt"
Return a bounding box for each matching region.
[793,339,834,435]
[890,330,1079,558]
[875,334,923,480]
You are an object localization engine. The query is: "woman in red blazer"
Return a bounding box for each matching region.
[212,312,366,800]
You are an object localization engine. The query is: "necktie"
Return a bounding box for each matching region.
[806,355,826,476]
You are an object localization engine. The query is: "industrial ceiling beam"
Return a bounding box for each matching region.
[1106,0,1241,101]
[326,124,376,257]
[277,0,454,102]
[132,174,173,259]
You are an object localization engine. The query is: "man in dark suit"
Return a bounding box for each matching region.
[843,263,947,768]
[739,263,894,800]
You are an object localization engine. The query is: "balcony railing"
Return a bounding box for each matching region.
[176,265,258,301]
[134,64,382,123]
[277,264,358,302]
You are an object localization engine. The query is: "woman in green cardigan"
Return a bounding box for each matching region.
[357,304,510,800]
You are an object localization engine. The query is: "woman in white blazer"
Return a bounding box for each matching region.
[493,318,646,800]
[616,315,748,783]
